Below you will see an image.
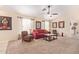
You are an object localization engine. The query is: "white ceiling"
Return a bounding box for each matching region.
[0,5,63,17]
[3,5,47,17]
[0,5,79,19]
[10,5,43,17]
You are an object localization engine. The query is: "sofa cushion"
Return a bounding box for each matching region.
[32,29,49,39]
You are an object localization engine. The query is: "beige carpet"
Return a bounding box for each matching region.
[6,37,79,54]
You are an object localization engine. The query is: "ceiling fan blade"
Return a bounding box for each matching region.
[52,13,58,15]
[42,8,46,11]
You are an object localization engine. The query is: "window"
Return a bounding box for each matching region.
[45,21,49,31]
[22,18,32,34]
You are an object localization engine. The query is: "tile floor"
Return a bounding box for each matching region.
[6,37,79,54]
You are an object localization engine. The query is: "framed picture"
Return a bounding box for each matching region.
[52,22,57,28]
[36,21,41,29]
[0,16,12,30]
[59,21,65,28]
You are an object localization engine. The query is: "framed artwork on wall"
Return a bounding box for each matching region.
[59,21,65,28]
[0,16,12,30]
[52,22,57,28]
[36,21,41,29]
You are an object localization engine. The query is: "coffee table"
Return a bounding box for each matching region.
[44,34,57,41]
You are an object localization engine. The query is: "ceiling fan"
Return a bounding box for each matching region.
[42,5,58,20]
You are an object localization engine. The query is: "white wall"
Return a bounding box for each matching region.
[0,10,21,41]
[50,6,79,37]
[0,7,23,53]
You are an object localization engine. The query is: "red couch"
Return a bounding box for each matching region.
[32,29,49,39]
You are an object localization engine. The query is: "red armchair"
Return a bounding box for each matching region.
[32,29,49,39]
